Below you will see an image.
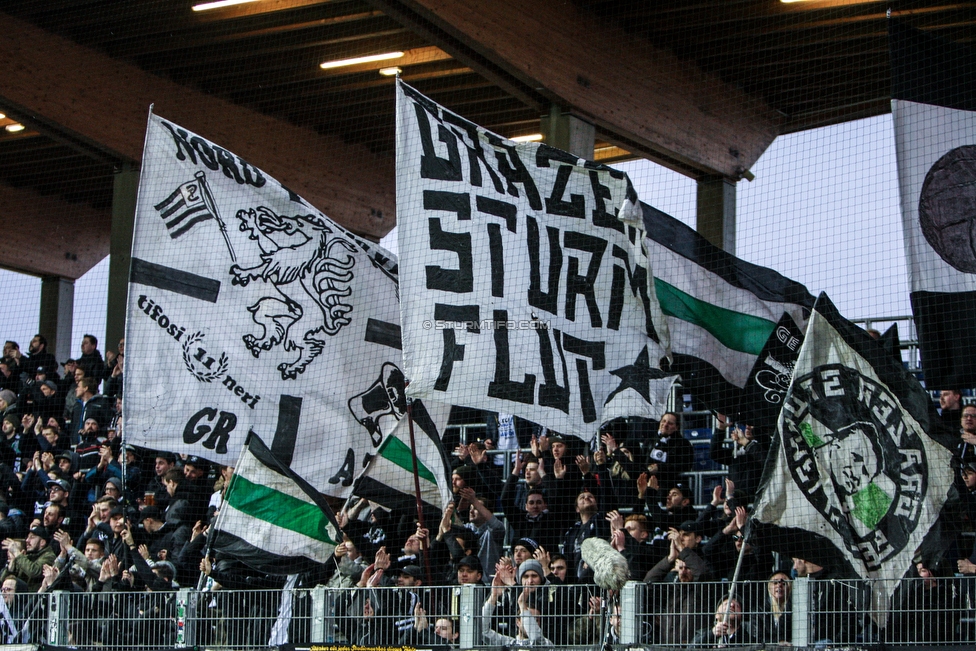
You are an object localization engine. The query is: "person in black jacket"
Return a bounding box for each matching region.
[644,412,694,491]
[709,415,768,502]
[22,336,58,379]
[76,335,107,388]
[687,597,756,648]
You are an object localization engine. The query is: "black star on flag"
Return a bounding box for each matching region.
[605,345,670,405]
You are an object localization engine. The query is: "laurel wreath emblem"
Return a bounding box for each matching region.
[181,331,229,383]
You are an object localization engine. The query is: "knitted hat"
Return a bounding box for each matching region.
[517,559,545,583]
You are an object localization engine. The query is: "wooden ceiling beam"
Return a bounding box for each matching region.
[374,0,782,178]
[0,181,111,279]
[0,10,396,238]
[118,11,394,64]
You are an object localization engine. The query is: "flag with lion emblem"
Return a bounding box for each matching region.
[752,292,954,616]
[124,111,449,497]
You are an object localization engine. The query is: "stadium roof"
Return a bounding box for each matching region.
[0,0,972,278]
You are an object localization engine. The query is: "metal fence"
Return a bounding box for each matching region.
[11,577,976,649]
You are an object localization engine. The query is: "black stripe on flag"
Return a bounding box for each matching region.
[642,202,814,308]
[911,290,976,390]
[130,258,221,303]
[167,205,213,238]
[269,395,303,467]
[365,318,402,349]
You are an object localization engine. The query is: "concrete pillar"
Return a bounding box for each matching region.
[105,164,139,354]
[540,104,596,159]
[696,175,737,254]
[38,276,75,365]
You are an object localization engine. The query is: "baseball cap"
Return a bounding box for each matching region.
[678,519,707,535]
[394,564,424,579]
[185,455,210,469]
[46,478,70,492]
[140,506,163,522]
[28,526,52,543]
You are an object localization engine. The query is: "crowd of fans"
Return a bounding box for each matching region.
[0,333,973,647]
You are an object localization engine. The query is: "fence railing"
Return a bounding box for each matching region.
[7,576,976,649]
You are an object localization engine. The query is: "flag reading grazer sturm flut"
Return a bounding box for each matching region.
[642,202,814,431]
[396,80,676,440]
[752,293,954,614]
[124,111,447,498]
[211,433,340,574]
[891,20,976,390]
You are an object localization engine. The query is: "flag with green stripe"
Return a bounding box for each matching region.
[642,202,815,423]
[353,399,453,514]
[211,432,341,574]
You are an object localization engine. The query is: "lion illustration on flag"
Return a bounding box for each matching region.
[230,206,357,380]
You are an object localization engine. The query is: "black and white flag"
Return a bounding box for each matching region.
[395,81,675,439]
[124,112,449,497]
[642,201,814,430]
[155,172,217,238]
[752,293,953,612]
[891,20,976,389]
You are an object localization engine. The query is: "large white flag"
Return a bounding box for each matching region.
[395,81,675,440]
[124,112,428,497]
[890,20,976,390]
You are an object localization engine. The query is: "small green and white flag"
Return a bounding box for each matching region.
[353,399,453,514]
[752,293,954,614]
[212,433,341,574]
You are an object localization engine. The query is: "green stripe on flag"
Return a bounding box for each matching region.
[226,475,338,545]
[654,278,776,355]
[378,435,436,484]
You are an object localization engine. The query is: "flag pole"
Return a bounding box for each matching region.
[405,399,434,585]
[194,170,237,263]
[721,523,751,629]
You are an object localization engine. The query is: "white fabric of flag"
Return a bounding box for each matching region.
[124,112,410,497]
[894,99,976,294]
[753,295,953,612]
[213,433,340,572]
[353,399,454,513]
[889,21,976,390]
[395,81,675,440]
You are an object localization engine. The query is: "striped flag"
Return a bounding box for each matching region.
[642,202,815,420]
[353,399,453,514]
[211,432,341,574]
[154,171,217,238]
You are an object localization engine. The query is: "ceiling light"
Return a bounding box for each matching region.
[0,113,5,120]
[511,134,543,143]
[379,67,402,77]
[5,124,25,133]
[192,0,259,11]
[320,52,404,70]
